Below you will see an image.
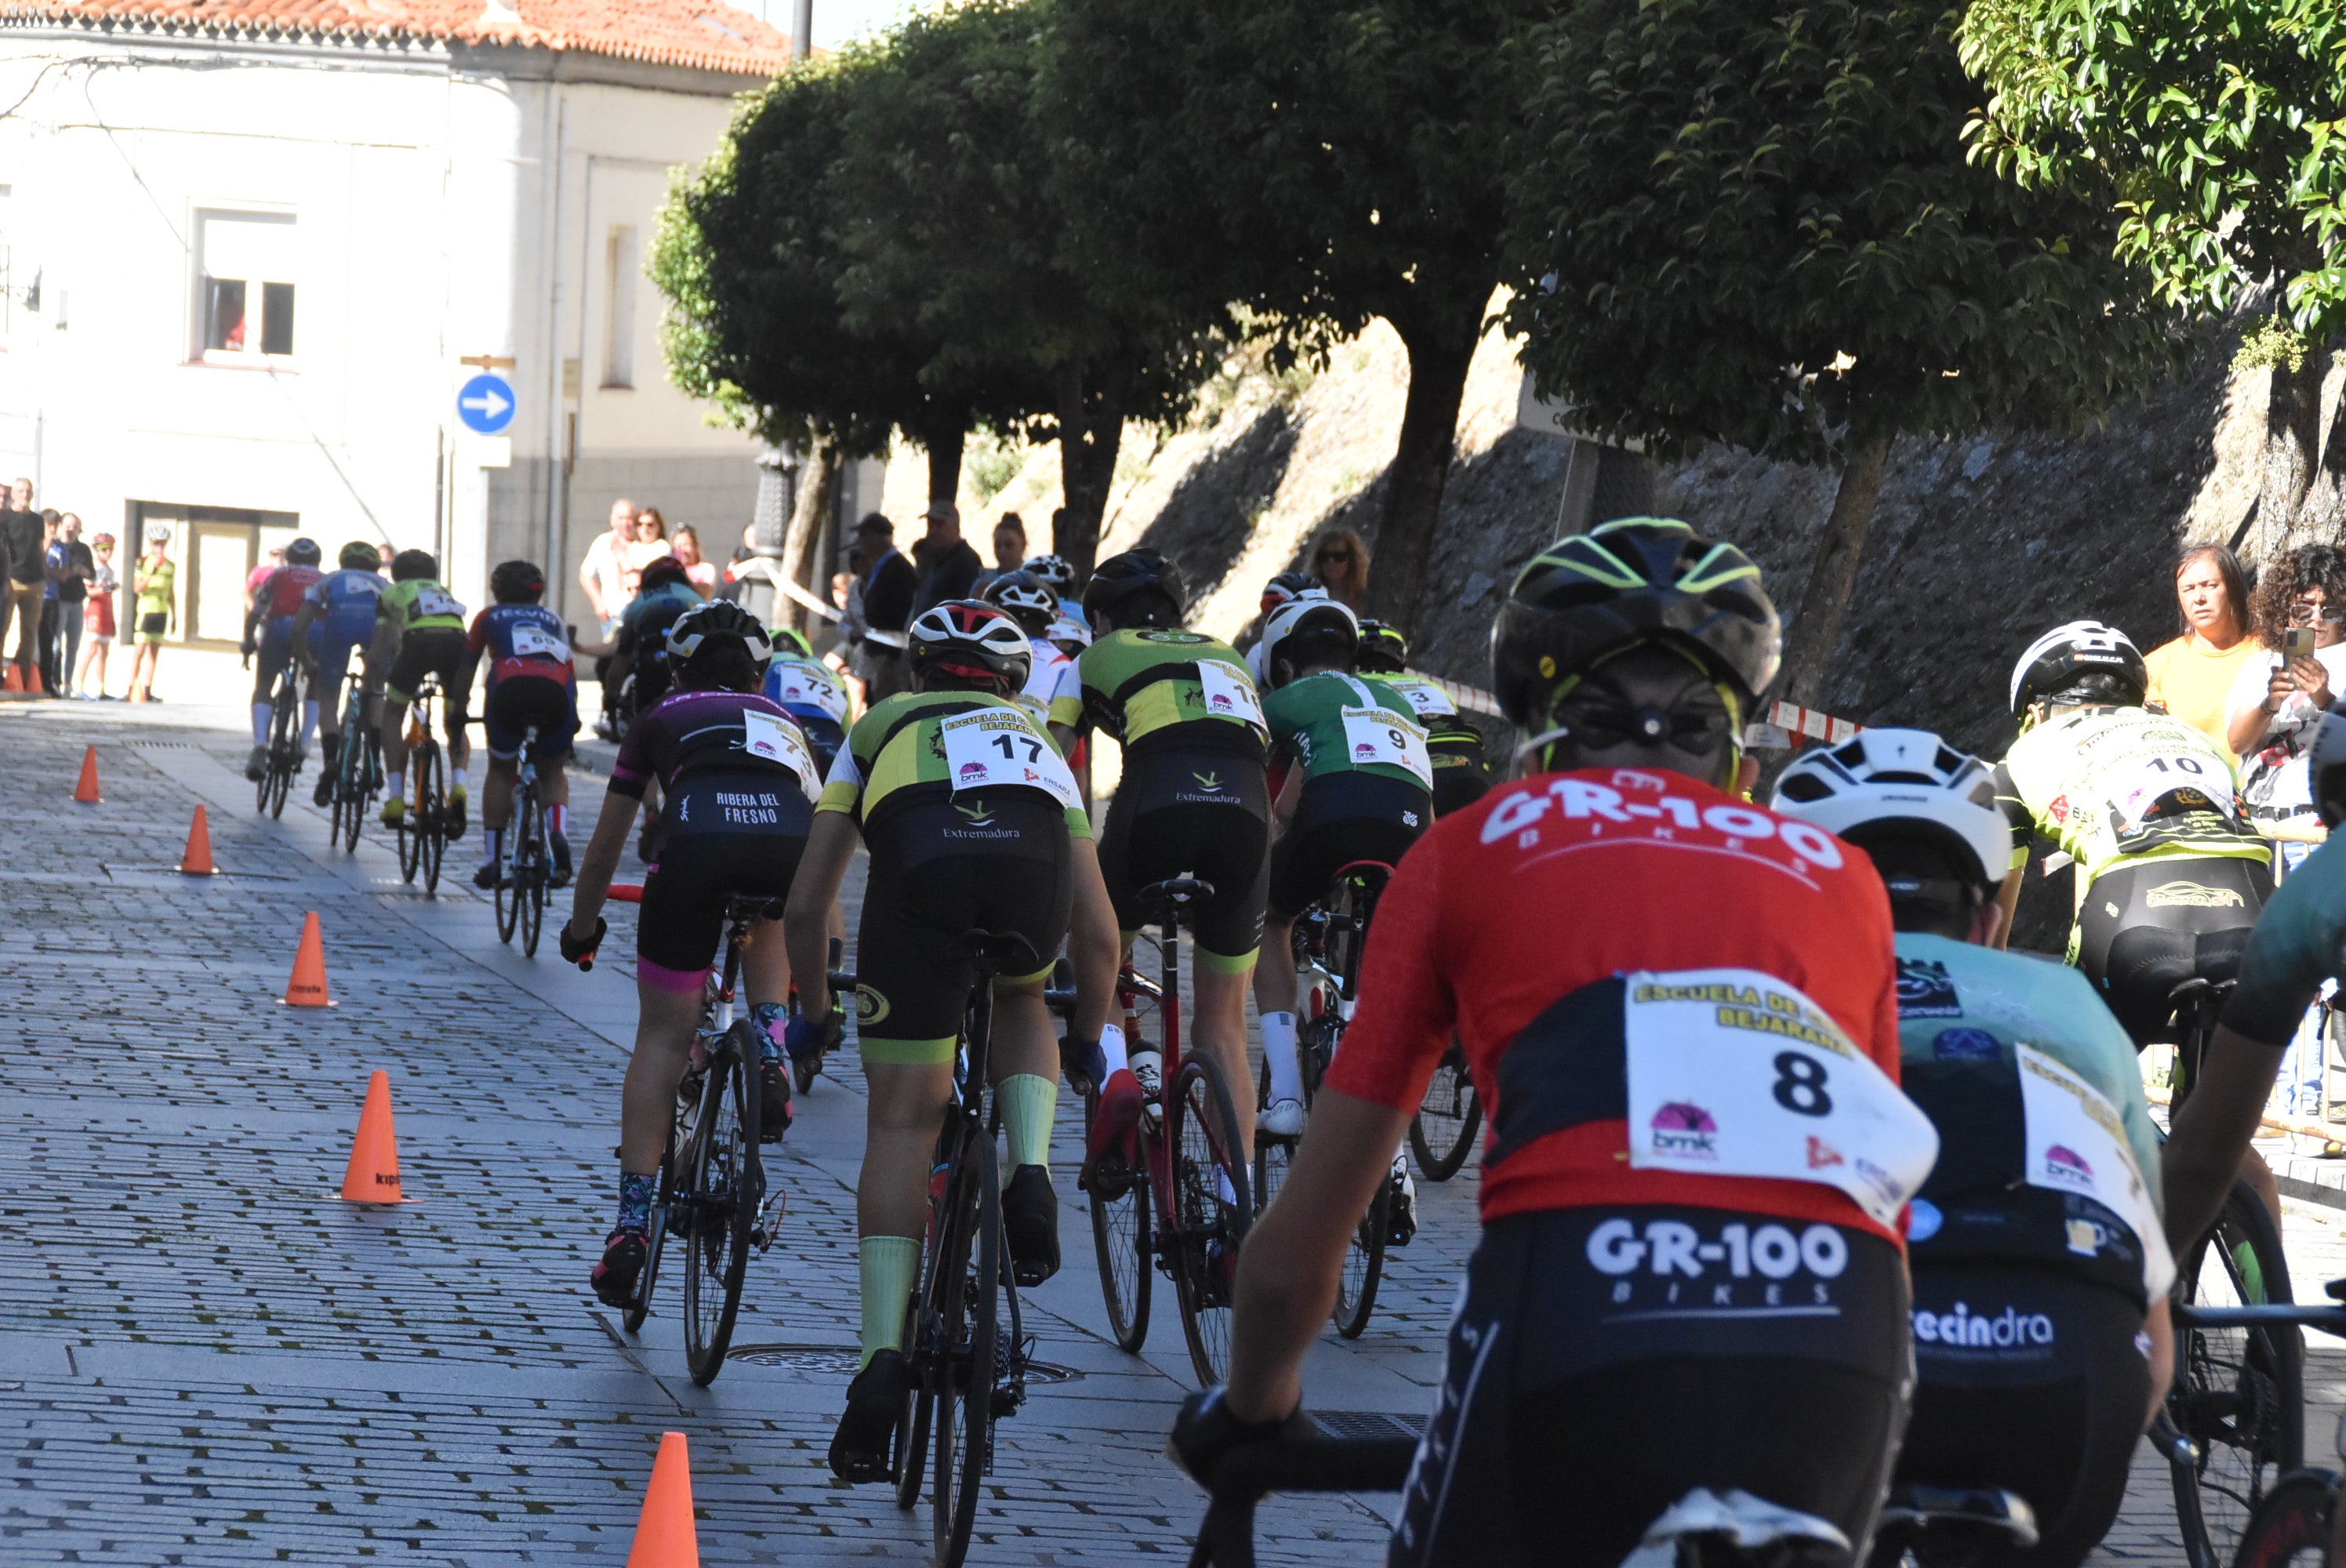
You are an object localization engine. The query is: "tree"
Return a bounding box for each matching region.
[1043,0,1533,636]
[1959,0,2346,542]
[1505,0,2176,706]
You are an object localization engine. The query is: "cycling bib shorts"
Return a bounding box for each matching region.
[636,770,812,992]
[485,673,579,762]
[2074,855,2270,1047]
[386,626,470,716]
[1266,771,1430,923]
[1095,748,1270,968]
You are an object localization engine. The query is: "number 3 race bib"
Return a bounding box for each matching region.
[1625,968,1938,1227]
[740,709,820,801]
[2016,1044,2175,1297]
[939,710,1081,810]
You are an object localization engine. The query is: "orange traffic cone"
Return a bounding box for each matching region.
[1,665,18,693]
[340,1069,404,1203]
[282,910,333,1007]
[623,1432,699,1568]
[72,746,100,803]
[178,805,216,875]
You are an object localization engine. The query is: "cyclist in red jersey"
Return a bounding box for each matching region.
[1172,518,1931,1568]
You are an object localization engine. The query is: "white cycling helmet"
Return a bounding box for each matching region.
[2008,620,2145,715]
[1769,727,2013,892]
[906,599,1033,691]
[1259,591,1357,685]
[1044,612,1091,649]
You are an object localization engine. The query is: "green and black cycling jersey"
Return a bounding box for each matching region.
[1264,670,1431,790]
[816,689,1091,842]
[1077,628,1267,760]
[1994,706,2268,889]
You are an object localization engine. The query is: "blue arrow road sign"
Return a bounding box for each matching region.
[456,373,516,435]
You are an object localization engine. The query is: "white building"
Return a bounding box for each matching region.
[0,0,796,652]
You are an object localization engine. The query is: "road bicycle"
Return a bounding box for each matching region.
[1086,877,1254,1385]
[492,722,553,957]
[1409,1039,1480,1181]
[321,656,383,854]
[251,652,300,819]
[575,888,784,1387]
[1253,860,1402,1339]
[392,674,453,895]
[890,928,1042,1568]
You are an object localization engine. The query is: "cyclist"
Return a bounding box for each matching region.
[761,626,853,779]
[292,541,387,806]
[560,601,815,1305]
[1243,570,1317,685]
[239,537,326,782]
[1176,518,1929,1568]
[1356,615,1494,816]
[1075,549,1272,1160]
[1024,553,1086,633]
[591,557,702,735]
[1252,594,1432,1172]
[1773,728,2174,1568]
[374,550,472,837]
[462,561,580,890]
[1994,621,2273,1044]
[780,601,1120,1483]
[982,568,1083,735]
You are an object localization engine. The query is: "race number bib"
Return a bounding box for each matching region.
[1624,968,1939,1227]
[771,664,848,722]
[1340,706,1434,787]
[1195,659,1266,732]
[2016,1044,2175,1296]
[1385,677,1456,718]
[415,588,463,620]
[740,709,819,800]
[939,710,1081,810]
[510,624,568,662]
[2108,750,2231,833]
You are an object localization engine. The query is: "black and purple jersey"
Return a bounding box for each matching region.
[610,688,816,801]
[467,604,574,689]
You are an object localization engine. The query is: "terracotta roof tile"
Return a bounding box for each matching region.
[8,0,797,74]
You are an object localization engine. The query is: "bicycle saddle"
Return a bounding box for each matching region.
[1136,877,1215,916]
[1878,1485,2039,1550]
[723,894,789,924]
[950,927,1044,979]
[2326,1276,2346,1303]
[1330,859,1395,885]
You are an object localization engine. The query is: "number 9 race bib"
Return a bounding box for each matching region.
[1624,967,1938,1227]
[939,709,1081,810]
[1340,706,1433,787]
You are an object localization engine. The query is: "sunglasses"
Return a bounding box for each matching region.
[2287,604,2346,625]
[1316,550,1353,564]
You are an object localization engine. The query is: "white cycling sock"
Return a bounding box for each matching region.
[250,702,271,746]
[1099,1021,1129,1078]
[299,700,319,750]
[482,828,503,869]
[1262,1011,1302,1103]
[452,766,469,791]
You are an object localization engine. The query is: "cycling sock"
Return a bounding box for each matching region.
[452,767,469,791]
[751,1002,788,1064]
[482,829,503,869]
[616,1171,657,1234]
[547,804,568,837]
[1262,1011,1302,1103]
[1099,1021,1128,1077]
[320,730,340,761]
[384,779,405,804]
[999,1073,1058,1173]
[300,700,319,749]
[250,702,271,746]
[859,1236,921,1367]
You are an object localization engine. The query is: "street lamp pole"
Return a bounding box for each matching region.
[791,0,810,60]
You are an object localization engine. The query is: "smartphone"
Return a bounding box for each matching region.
[2285,626,2318,659]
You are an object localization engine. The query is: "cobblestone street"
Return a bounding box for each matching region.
[5,697,2346,1564]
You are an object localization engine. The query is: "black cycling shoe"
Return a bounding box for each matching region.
[590,1228,648,1307]
[313,769,337,807]
[550,837,573,888]
[1002,1163,1060,1286]
[758,1058,792,1143]
[829,1348,910,1483]
[472,863,501,891]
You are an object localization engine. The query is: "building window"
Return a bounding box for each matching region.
[195,211,296,362]
[603,225,636,389]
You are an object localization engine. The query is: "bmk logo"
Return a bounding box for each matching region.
[2044,1145,2094,1185]
[1355,742,1378,760]
[1650,1102,1718,1159]
[1208,691,1235,710]
[957,760,987,781]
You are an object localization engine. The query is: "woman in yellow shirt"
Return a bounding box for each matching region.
[2143,543,2260,757]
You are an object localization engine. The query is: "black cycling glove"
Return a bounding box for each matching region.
[1167,1386,1310,1486]
[560,915,607,970]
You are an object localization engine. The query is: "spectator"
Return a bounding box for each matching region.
[577,496,637,637]
[824,569,866,710]
[670,524,717,597]
[2,477,43,690]
[972,511,1027,595]
[34,510,63,697]
[126,528,176,703]
[1309,526,1371,613]
[49,513,92,698]
[910,503,982,614]
[2144,542,2261,755]
[623,506,671,595]
[76,531,117,699]
[378,543,396,569]
[245,545,285,612]
[852,512,916,702]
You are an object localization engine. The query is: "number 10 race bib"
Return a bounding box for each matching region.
[939,709,1081,810]
[1625,968,1938,1227]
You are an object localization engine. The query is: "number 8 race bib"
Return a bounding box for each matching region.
[1624,968,1938,1227]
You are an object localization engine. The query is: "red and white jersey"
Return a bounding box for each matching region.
[1324,765,1905,1243]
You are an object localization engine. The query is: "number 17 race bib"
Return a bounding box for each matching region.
[1624,968,1938,1227]
[939,709,1081,810]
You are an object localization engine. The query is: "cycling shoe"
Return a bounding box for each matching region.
[1003,1163,1060,1286]
[590,1228,648,1307]
[829,1348,910,1483]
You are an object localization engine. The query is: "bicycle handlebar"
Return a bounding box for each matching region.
[2171,1300,2346,1338]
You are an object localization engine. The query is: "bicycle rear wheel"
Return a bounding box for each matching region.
[681,1024,761,1386]
[269,682,298,818]
[622,1144,677,1334]
[1409,1042,1480,1181]
[518,786,547,957]
[2233,1469,2337,1568]
[415,746,446,895]
[1169,1054,1251,1386]
[2170,1180,2304,1568]
[1088,1105,1153,1353]
[494,833,521,945]
[1331,1174,1390,1340]
[930,1127,999,1567]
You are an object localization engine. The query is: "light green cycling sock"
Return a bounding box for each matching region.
[999,1073,1059,1173]
[859,1235,921,1368]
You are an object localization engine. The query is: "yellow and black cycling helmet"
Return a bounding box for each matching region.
[1355,618,1408,674]
[1489,517,1780,726]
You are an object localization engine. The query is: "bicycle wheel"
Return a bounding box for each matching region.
[1169,1054,1251,1386]
[2234,1469,2338,1568]
[518,786,547,957]
[2171,1181,2304,1568]
[1089,1100,1153,1353]
[681,1024,761,1386]
[622,1143,677,1334]
[267,683,297,818]
[494,829,521,945]
[1409,1042,1481,1181]
[415,745,446,895]
[340,728,370,853]
[930,1128,999,1567]
[894,1283,933,1512]
[1331,1174,1390,1340]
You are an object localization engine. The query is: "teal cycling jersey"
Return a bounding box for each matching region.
[2225,833,2346,1045]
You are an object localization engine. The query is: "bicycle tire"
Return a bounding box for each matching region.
[416,745,446,895]
[1088,1089,1153,1353]
[622,1144,677,1334]
[1170,1054,1251,1386]
[931,1127,999,1567]
[1409,1043,1480,1181]
[1331,1174,1390,1340]
[495,835,521,945]
[2172,1180,2304,1568]
[2234,1469,2338,1568]
[518,783,547,957]
[681,1023,761,1386]
[269,678,299,818]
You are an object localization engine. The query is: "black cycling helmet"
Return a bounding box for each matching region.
[491,559,547,604]
[1083,549,1187,626]
[338,540,380,572]
[1489,517,1781,726]
[285,537,323,567]
[390,549,438,583]
[637,555,691,593]
[1356,617,1408,674]
[982,569,1058,635]
[909,601,1033,691]
[2007,621,2146,715]
[663,600,774,680]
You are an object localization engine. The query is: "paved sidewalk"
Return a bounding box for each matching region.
[5,698,2346,1564]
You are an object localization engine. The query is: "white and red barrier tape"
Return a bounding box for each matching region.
[1744,699,1862,751]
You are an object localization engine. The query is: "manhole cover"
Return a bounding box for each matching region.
[724,1343,1083,1385]
[1312,1410,1423,1442]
